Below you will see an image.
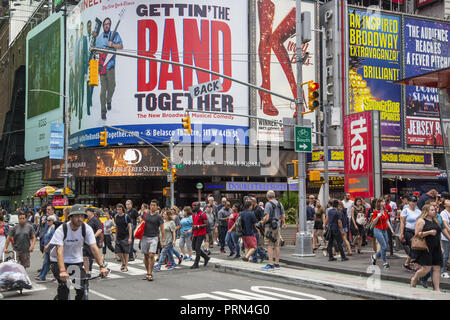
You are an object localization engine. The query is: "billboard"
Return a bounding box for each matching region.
[255,0,316,143]
[25,12,64,161]
[344,111,375,198]
[67,0,249,148]
[348,8,402,148]
[404,17,450,148]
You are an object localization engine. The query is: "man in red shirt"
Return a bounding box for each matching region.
[190,202,211,269]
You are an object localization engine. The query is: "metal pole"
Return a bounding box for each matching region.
[322,26,329,204]
[63,5,68,203]
[170,137,175,207]
[293,0,314,257]
[90,47,296,104]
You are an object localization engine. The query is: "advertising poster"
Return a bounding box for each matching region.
[25,12,64,161]
[49,123,65,160]
[344,111,374,198]
[67,0,249,148]
[348,9,402,148]
[255,0,316,143]
[404,18,450,148]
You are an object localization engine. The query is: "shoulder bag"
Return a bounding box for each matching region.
[411,235,429,252]
[134,210,148,240]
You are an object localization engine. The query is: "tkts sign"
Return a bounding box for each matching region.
[344,111,381,198]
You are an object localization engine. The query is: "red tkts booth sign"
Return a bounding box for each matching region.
[344,111,374,198]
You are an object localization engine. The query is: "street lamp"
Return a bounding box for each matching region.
[29,88,69,202]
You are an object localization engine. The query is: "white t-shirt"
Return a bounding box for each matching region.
[400,207,422,231]
[441,210,450,241]
[342,200,354,218]
[49,222,96,264]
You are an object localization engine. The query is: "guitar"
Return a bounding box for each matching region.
[98,8,125,75]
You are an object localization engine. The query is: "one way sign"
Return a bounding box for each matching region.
[188,80,223,99]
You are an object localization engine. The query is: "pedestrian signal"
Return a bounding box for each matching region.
[89,59,99,86]
[182,116,192,134]
[287,160,298,178]
[99,130,107,147]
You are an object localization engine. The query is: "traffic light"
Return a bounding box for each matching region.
[308,82,320,110]
[172,168,177,182]
[287,160,298,178]
[99,130,107,147]
[162,158,169,172]
[182,116,192,134]
[163,187,171,197]
[89,59,99,86]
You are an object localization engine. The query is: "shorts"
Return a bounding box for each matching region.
[141,236,158,254]
[242,235,257,249]
[115,239,130,254]
[17,252,30,268]
[264,226,281,247]
[179,234,192,252]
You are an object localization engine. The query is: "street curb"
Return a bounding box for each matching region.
[212,263,430,300]
[278,256,450,291]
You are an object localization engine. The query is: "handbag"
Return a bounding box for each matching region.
[134,210,148,240]
[324,227,331,241]
[411,235,429,251]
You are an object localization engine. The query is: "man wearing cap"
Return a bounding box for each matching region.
[49,204,108,300]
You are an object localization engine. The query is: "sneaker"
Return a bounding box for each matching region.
[153,265,161,272]
[262,264,274,271]
[328,257,337,261]
[383,263,390,269]
[234,255,241,259]
[220,249,226,253]
[403,263,413,270]
[178,255,183,265]
[442,272,450,278]
[341,257,349,261]
[164,263,172,269]
[185,257,193,262]
[167,264,176,270]
[370,254,376,266]
[190,264,199,269]
[35,277,46,283]
[273,264,280,270]
[228,252,235,257]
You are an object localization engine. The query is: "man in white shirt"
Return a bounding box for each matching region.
[49,204,108,300]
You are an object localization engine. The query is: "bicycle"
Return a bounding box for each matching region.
[53,267,110,300]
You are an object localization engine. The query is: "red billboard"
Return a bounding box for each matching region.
[344,111,374,198]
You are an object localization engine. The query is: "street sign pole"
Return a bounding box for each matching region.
[293,0,314,257]
[170,137,175,207]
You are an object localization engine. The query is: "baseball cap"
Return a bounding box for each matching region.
[408,196,418,202]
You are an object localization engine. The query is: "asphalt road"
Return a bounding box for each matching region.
[1,249,363,301]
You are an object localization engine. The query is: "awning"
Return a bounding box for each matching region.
[394,67,450,89]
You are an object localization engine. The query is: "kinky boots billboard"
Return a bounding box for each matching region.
[344,111,382,198]
[42,145,299,179]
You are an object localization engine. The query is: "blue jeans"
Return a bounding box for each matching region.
[172,247,181,260]
[442,240,450,273]
[374,228,389,263]
[38,250,51,280]
[156,242,175,267]
[226,231,240,256]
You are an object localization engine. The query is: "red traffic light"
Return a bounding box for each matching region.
[309,82,319,91]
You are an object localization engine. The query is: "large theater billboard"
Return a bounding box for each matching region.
[66,0,249,148]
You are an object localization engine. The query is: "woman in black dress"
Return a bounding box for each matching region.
[410,204,442,292]
[351,197,366,254]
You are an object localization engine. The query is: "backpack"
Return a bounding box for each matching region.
[114,213,130,226]
[268,201,282,229]
[63,222,86,241]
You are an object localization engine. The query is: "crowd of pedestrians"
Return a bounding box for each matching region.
[2,187,450,293]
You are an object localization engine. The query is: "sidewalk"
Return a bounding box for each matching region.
[210,245,450,300]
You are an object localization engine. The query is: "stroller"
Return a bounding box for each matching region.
[0,252,33,295]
